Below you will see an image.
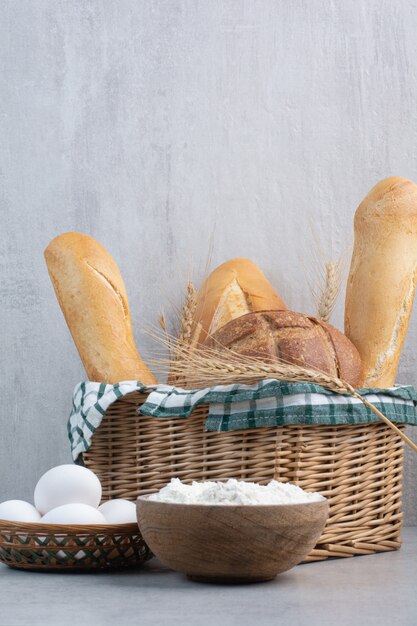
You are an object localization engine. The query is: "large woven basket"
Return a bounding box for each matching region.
[84,391,404,561]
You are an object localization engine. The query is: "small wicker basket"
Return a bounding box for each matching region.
[84,391,405,561]
[0,519,152,571]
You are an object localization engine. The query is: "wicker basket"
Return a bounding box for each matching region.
[0,519,152,571]
[84,391,405,561]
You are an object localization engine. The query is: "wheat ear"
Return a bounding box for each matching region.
[178,281,197,344]
[316,260,342,322]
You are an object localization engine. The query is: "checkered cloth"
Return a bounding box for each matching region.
[68,379,417,461]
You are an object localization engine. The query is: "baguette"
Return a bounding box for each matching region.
[344,176,417,387]
[45,232,156,385]
[192,258,287,344]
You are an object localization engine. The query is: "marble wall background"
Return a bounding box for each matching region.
[1,0,417,522]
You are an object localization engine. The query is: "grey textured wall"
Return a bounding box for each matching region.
[1,0,417,523]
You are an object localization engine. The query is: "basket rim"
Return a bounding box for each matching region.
[0,519,139,534]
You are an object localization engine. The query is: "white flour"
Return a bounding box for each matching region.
[148,478,324,505]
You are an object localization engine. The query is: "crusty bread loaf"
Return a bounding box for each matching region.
[206,310,363,388]
[192,258,287,344]
[345,176,417,387]
[45,232,156,385]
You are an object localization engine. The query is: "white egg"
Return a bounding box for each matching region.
[0,500,41,523]
[98,499,137,524]
[34,465,102,514]
[40,503,106,525]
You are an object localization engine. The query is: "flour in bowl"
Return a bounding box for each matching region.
[148,478,324,505]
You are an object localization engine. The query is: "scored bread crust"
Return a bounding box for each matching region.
[193,258,287,344]
[314,319,363,388]
[44,232,156,385]
[206,310,363,388]
[344,176,417,387]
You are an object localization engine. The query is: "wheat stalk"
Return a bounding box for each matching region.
[301,223,346,323]
[146,328,417,455]
[166,280,197,385]
[150,335,354,393]
[316,261,342,322]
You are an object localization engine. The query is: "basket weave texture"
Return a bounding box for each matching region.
[0,519,152,571]
[84,392,404,561]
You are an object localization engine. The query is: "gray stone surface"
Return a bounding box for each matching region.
[0,527,416,626]
[1,1,417,521]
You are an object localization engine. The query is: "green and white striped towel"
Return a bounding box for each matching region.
[68,379,417,461]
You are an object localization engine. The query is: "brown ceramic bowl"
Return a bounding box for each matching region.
[136,496,329,583]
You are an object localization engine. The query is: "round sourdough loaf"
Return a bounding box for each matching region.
[205,310,363,388]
